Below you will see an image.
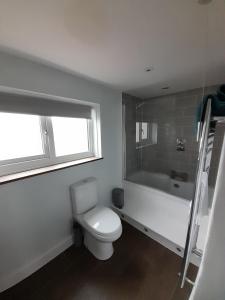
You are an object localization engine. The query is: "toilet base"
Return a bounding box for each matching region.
[84,231,114,260]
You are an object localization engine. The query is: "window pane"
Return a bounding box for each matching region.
[141,122,148,140]
[51,117,89,157]
[0,112,44,161]
[136,122,140,142]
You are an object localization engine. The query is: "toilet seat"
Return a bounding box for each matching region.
[80,207,122,242]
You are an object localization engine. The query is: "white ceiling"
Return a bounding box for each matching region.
[0,0,224,98]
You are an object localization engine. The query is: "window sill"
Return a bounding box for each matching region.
[0,156,103,185]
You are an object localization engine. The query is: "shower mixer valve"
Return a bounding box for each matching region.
[176,137,186,151]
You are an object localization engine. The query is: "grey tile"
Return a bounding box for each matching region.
[123,85,223,185]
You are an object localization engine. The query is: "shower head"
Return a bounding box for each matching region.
[136,102,145,110]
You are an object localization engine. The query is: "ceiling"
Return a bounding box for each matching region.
[0,0,224,98]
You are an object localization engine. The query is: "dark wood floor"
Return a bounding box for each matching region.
[1,222,197,300]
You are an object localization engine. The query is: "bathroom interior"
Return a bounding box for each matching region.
[0,1,225,300]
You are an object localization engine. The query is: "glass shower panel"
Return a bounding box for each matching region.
[123,91,202,200]
[123,94,142,180]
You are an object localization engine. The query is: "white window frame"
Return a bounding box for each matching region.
[0,87,102,177]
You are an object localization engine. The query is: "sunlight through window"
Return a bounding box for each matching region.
[0,112,44,161]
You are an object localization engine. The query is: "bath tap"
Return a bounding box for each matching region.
[171,170,188,182]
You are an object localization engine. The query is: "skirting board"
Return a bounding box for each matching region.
[0,235,73,293]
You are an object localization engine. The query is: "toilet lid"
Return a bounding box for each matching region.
[83,207,121,235]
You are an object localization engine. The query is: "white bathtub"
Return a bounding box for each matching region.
[113,176,210,264]
[127,170,194,200]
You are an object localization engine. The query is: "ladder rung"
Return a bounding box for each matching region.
[178,273,195,286]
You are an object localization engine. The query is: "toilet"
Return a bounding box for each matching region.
[70,177,122,260]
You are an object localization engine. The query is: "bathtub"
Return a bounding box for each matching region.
[113,172,210,264]
[127,170,194,200]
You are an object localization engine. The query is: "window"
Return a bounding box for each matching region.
[136,122,140,143]
[136,122,149,143]
[136,122,158,149]
[141,122,148,140]
[51,117,89,157]
[0,112,45,161]
[0,92,101,177]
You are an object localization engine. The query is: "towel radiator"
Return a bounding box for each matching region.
[179,99,213,288]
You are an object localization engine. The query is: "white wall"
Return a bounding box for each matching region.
[0,51,122,291]
[190,133,225,300]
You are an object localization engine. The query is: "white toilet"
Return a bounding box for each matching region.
[70,177,122,260]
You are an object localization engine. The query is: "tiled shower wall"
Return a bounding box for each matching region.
[123,86,224,187]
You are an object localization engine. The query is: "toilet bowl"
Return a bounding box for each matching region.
[70,178,122,260]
